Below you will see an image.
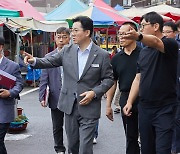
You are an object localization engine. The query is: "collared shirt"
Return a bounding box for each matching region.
[57,48,64,83]
[78,41,92,79]
[0,55,3,64]
[111,46,141,92]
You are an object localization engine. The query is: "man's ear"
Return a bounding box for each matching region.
[154,23,160,32]
[85,30,91,37]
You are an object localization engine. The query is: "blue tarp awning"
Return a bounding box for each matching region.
[45,0,88,21]
[114,4,124,11]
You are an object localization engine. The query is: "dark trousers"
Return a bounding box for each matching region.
[51,108,66,153]
[0,123,10,154]
[172,104,180,153]
[138,103,175,154]
[120,92,140,154]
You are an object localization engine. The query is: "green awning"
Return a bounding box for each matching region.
[0,7,21,17]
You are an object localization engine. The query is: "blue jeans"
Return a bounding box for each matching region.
[94,120,99,139]
[0,123,10,154]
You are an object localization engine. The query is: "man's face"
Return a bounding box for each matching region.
[118,25,135,47]
[71,22,89,45]
[55,32,70,49]
[177,26,180,35]
[163,26,176,39]
[139,19,155,35]
[0,45,3,53]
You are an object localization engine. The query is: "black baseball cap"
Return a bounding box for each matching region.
[0,36,5,45]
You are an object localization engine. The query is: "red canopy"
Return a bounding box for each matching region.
[0,0,44,21]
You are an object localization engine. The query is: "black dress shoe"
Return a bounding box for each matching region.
[114,108,120,113]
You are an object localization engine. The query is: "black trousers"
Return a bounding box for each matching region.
[120,92,140,154]
[172,104,180,153]
[138,103,176,154]
[51,108,66,153]
[0,123,9,154]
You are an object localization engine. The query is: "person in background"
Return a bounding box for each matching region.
[175,20,180,47]
[123,12,178,154]
[163,21,180,154]
[175,20,180,154]
[110,45,119,59]
[0,36,23,154]
[163,21,178,39]
[15,46,27,72]
[24,16,114,154]
[39,27,70,154]
[109,46,121,114]
[106,21,141,154]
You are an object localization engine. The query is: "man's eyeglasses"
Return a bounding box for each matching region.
[117,32,126,37]
[56,36,68,39]
[139,23,152,30]
[162,31,174,34]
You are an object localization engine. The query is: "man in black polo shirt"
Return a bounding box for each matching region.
[123,12,179,154]
[106,22,141,154]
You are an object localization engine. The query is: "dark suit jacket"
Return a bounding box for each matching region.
[34,43,114,119]
[0,56,23,123]
[39,49,62,109]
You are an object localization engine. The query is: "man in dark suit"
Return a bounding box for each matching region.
[39,27,70,154]
[0,36,23,154]
[24,16,114,154]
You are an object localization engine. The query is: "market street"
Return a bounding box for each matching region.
[5,87,126,154]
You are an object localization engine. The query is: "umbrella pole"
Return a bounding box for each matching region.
[14,28,21,119]
[106,28,109,51]
[54,32,56,50]
[30,30,36,88]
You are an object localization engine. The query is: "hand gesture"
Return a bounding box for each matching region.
[121,26,139,40]
[41,100,47,107]
[106,107,114,121]
[24,52,34,65]
[79,91,95,105]
[123,103,132,116]
[0,89,10,98]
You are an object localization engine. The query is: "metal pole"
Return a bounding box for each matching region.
[106,28,108,51]
[15,28,20,63]
[15,28,20,118]
[30,30,36,87]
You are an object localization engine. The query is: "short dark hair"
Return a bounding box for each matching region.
[72,16,93,37]
[140,12,164,32]
[164,21,177,32]
[0,36,5,45]
[176,20,180,28]
[56,27,70,35]
[112,46,117,49]
[20,46,25,50]
[122,22,138,31]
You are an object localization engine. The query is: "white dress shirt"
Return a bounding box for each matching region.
[77,41,92,79]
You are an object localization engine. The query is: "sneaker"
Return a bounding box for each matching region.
[114,108,120,114]
[93,138,97,144]
[57,152,65,154]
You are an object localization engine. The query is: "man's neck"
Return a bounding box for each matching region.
[124,42,137,55]
[78,38,91,51]
[57,47,62,51]
[155,31,164,39]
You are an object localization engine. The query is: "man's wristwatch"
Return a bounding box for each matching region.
[137,33,143,41]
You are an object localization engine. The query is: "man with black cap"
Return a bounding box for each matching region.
[0,36,23,154]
